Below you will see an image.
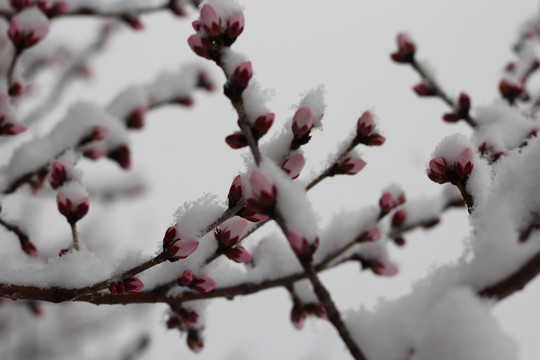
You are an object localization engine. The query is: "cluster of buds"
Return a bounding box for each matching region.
[179,270,216,293]
[443,92,471,123]
[379,189,406,215]
[290,302,327,330]
[499,78,525,104]
[354,111,386,146]
[427,147,474,184]
[290,106,315,150]
[56,184,89,224]
[108,277,144,294]
[390,33,416,64]
[243,170,277,220]
[188,4,245,60]
[214,217,251,263]
[281,153,305,179]
[162,226,200,261]
[225,112,275,149]
[9,7,50,51]
[0,95,25,135]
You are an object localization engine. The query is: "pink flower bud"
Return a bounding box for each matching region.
[357,111,374,137]
[190,276,216,293]
[91,125,109,141]
[249,170,277,207]
[127,106,146,129]
[197,70,215,91]
[228,175,243,208]
[233,61,252,88]
[59,248,69,257]
[362,227,381,242]
[56,192,72,219]
[9,83,24,97]
[1,123,26,135]
[9,8,50,50]
[252,112,274,139]
[287,231,310,256]
[108,282,118,295]
[124,277,144,293]
[366,134,386,146]
[117,282,126,293]
[379,192,394,212]
[225,132,248,149]
[292,106,314,138]
[163,226,177,246]
[392,208,407,227]
[216,217,248,247]
[281,153,305,179]
[200,4,221,36]
[371,260,399,277]
[84,148,106,160]
[306,303,327,319]
[499,78,523,103]
[188,34,211,59]
[124,16,144,30]
[75,197,89,220]
[240,204,269,222]
[413,83,436,96]
[227,10,245,39]
[397,33,415,55]
[187,330,204,353]
[225,246,252,263]
[192,20,201,32]
[427,157,449,183]
[170,238,199,259]
[22,241,38,257]
[291,304,306,330]
[455,147,474,179]
[181,270,193,286]
[339,157,366,175]
[107,145,131,170]
[184,310,199,325]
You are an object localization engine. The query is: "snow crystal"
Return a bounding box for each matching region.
[173,193,226,239]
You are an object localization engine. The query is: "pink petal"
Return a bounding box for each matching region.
[191,276,216,293]
[282,153,305,179]
[226,10,245,38]
[455,147,474,179]
[249,170,277,207]
[170,238,199,259]
[225,246,252,263]
[200,4,221,35]
[292,106,314,138]
[357,111,374,137]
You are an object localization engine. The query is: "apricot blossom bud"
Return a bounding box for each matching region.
[124,277,144,293]
[227,10,245,39]
[379,192,394,213]
[292,107,314,138]
[288,231,310,256]
[357,111,374,137]
[190,276,216,293]
[170,238,199,259]
[249,170,277,207]
[107,145,131,169]
[22,241,38,257]
[56,191,89,224]
[228,175,243,208]
[281,153,305,179]
[390,33,415,63]
[291,304,306,330]
[181,270,193,286]
[371,260,399,277]
[233,61,252,88]
[187,330,204,353]
[339,157,366,175]
[427,157,449,184]
[9,8,50,50]
[362,227,381,242]
[126,106,146,129]
[225,132,248,149]
[413,83,436,96]
[225,246,252,263]
[499,78,523,103]
[392,208,407,227]
[366,134,386,146]
[216,217,248,247]
[188,34,211,59]
[49,161,67,189]
[162,225,177,246]
[455,147,474,179]
[252,113,274,139]
[200,4,221,36]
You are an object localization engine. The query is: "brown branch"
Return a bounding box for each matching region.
[70,222,80,251]
[0,212,33,254]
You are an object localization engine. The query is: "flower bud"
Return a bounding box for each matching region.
[181,270,193,286]
[226,10,245,39]
[170,238,199,259]
[455,147,474,179]
[49,161,67,189]
[371,260,399,277]
[109,282,118,295]
[499,78,523,103]
[188,34,211,59]
[190,276,216,293]
[56,191,89,224]
[163,225,177,246]
[413,83,436,96]
[249,170,277,207]
[91,125,109,141]
[392,208,407,227]
[252,112,274,139]
[215,217,248,247]
[200,4,221,36]
[379,192,394,213]
[22,241,38,257]
[232,61,252,88]
[362,227,381,242]
[292,106,314,138]
[356,111,374,137]
[287,231,310,256]
[1,123,26,135]
[124,277,144,293]
[9,8,50,50]
[187,330,204,353]
[365,134,386,146]
[427,157,449,184]
[107,145,131,170]
[225,132,248,149]
[281,153,305,179]
[225,246,252,263]
[291,304,306,330]
[228,175,243,208]
[126,106,146,129]
[339,157,366,175]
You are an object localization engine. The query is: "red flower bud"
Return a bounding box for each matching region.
[379,192,394,213]
[366,134,386,146]
[392,208,407,227]
[291,304,306,330]
[249,170,277,207]
[187,330,204,353]
[216,217,248,247]
[124,277,144,293]
[190,276,216,293]
[413,83,436,96]
[339,157,366,175]
[181,270,194,286]
[455,147,474,179]
[233,61,252,88]
[126,106,146,129]
[1,123,26,135]
[292,106,314,138]
[252,112,274,139]
[200,4,221,36]
[49,161,67,189]
[109,282,118,295]
[170,238,199,259]
[287,231,310,256]
[357,111,374,137]
[228,175,243,208]
[225,132,248,149]
[107,145,131,170]
[226,10,245,39]
[188,34,211,59]
[362,227,381,242]
[22,241,38,257]
[427,157,449,184]
[163,226,177,246]
[371,260,399,277]
[281,153,305,179]
[499,78,523,103]
[225,246,252,263]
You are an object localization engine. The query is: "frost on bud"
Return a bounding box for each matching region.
[252,113,274,139]
[162,226,177,246]
[225,132,248,149]
[180,270,193,286]
[232,61,253,88]
[226,10,245,39]
[455,147,474,179]
[291,304,306,330]
[287,231,310,256]
[499,78,523,103]
[215,217,248,247]
[9,8,50,50]
[22,241,38,257]
[427,157,449,184]
[292,106,314,139]
[107,145,131,170]
[379,192,394,213]
[413,83,436,96]
[339,157,366,175]
[356,111,374,137]
[187,330,204,353]
[124,277,144,293]
[170,238,199,259]
[126,106,147,129]
[249,170,277,207]
[371,260,399,277]
[190,276,216,293]
[392,208,407,227]
[225,246,252,263]
[281,153,305,179]
[362,227,381,242]
[390,33,415,63]
[1,123,26,135]
[200,4,221,36]
[188,34,211,59]
[228,175,243,208]
[49,161,67,189]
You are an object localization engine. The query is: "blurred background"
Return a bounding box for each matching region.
[1,0,539,359]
